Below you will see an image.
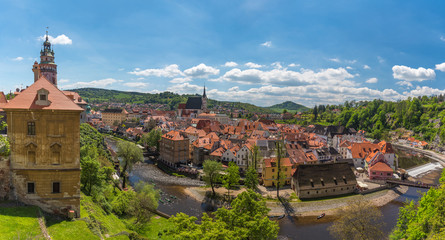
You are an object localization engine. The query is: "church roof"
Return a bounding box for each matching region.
[3,76,83,111]
[185,96,202,110]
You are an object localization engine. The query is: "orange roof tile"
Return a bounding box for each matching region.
[3,77,83,111]
[369,162,393,172]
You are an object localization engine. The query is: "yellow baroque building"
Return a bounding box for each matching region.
[3,76,83,217]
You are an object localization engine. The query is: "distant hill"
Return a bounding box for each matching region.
[70,88,277,113]
[267,101,309,113]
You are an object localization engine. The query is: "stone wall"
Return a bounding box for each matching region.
[0,157,11,200]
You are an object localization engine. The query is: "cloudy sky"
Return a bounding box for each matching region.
[1,1,445,107]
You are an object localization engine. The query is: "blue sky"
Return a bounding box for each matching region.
[1,0,445,107]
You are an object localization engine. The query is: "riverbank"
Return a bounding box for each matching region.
[183,185,409,217]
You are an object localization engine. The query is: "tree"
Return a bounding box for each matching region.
[129,182,160,229]
[244,166,259,190]
[223,162,240,200]
[80,156,103,195]
[141,128,162,152]
[312,105,318,121]
[274,140,286,198]
[328,198,385,240]
[249,144,261,170]
[203,160,222,196]
[117,141,143,189]
[0,117,9,157]
[165,190,278,240]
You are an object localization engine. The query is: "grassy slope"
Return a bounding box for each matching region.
[80,195,131,238]
[0,195,170,240]
[0,205,42,239]
[46,219,97,240]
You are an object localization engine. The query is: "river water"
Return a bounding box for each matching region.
[107,137,441,239]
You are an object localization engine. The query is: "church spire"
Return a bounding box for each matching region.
[203,84,207,98]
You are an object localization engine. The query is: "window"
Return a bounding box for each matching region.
[28,151,36,165]
[272,169,275,172]
[28,122,36,135]
[387,173,391,176]
[52,182,60,193]
[321,180,325,186]
[310,182,314,187]
[40,94,47,101]
[343,178,347,184]
[334,179,338,185]
[27,182,35,194]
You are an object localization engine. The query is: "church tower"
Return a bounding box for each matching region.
[33,30,57,86]
[202,84,207,112]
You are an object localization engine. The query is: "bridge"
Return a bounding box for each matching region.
[385,179,439,189]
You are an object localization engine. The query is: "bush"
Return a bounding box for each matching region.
[111,190,136,216]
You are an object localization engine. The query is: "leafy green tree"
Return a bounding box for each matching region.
[130,182,160,228]
[165,190,278,240]
[0,117,9,157]
[117,141,143,189]
[328,198,385,240]
[223,162,240,200]
[312,105,318,121]
[203,160,222,196]
[245,166,259,190]
[390,169,445,239]
[141,128,162,152]
[249,144,261,170]
[80,156,103,195]
[111,189,136,215]
[274,140,286,198]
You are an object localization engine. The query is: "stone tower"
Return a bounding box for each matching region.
[202,84,207,112]
[33,30,57,86]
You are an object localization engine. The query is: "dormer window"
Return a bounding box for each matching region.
[36,88,50,106]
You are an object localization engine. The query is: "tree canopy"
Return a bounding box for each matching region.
[164,190,279,240]
[203,160,222,196]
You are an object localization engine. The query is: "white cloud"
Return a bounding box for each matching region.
[216,67,356,87]
[224,61,238,67]
[435,62,445,72]
[229,86,239,92]
[245,62,262,68]
[377,56,385,63]
[118,68,125,71]
[59,79,70,83]
[167,82,403,107]
[392,65,436,82]
[169,77,192,83]
[13,57,24,61]
[123,82,148,88]
[345,59,357,64]
[396,81,413,88]
[441,36,445,42]
[404,86,445,97]
[366,77,378,83]
[288,63,300,67]
[271,62,283,69]
[261,41,272,47]
[128,64,182,77]
[183,63,219,78]
[363,65,371,69]
[167,82,203,94]
[39,34,72,45]
[346,66,353,70]
[329,58,341,63]
[61,78,122,89]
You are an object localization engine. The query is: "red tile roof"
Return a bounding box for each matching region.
[369,162,393,172]
[3,77,83,111]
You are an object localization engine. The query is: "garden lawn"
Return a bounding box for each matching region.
[140,216,174,240]
[0,205,42,239]
[46,219,98,240]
